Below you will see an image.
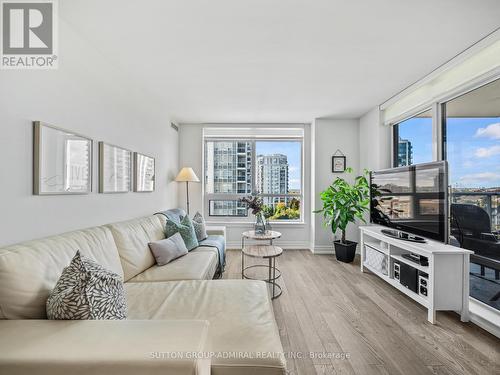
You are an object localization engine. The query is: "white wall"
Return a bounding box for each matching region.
[178,123,311,249]
[312,118,361,253]
[178,124,204,216]
[359,107,391,172]
[0,19,179,247]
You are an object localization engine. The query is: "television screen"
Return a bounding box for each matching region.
[370,161,448,242]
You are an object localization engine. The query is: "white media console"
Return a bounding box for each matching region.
[360,225,473,324]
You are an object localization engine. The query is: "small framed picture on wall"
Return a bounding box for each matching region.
[332,155,346,173]
[99,142,132,193]
[134,152,155,192]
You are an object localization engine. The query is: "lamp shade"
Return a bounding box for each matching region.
[175,167,200,182]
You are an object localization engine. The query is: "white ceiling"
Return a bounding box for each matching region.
[62,0,500,123]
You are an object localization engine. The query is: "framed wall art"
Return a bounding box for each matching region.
[134,152,155,192]
[332,150,346,173]
[99,142,132,193]
[33,121,93,195]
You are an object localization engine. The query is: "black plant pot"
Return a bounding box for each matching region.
[334,240,357,263]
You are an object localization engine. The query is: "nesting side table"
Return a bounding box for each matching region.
[241,230,283,299]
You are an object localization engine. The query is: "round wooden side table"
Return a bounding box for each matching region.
[241,230,283,299]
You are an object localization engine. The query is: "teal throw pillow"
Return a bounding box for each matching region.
[165,215,199,251]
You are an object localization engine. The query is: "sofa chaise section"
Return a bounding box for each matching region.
[0,319,210,375]
[126,279,286,375]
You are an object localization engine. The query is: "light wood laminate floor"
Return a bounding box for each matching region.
[223,249,500,375]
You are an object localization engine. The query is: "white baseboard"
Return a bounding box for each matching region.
[226,240,311,250]
[312,244,361,255]
[312,245,334,254]
[228,242,358,255]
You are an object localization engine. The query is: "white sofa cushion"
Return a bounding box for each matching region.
[0,226,123,319]
[107,215,165,281]
[128,246,218,282]
[0,319,210,375]
[125,280,286,375]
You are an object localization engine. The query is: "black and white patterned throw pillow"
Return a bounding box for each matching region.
[46,250,127,320]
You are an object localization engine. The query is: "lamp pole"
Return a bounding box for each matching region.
[186,181,190,215]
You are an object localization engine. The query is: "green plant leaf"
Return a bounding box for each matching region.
[313,169,370,239]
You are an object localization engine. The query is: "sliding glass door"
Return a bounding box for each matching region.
[443,78,500,311]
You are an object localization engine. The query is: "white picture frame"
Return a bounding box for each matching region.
[33,121,93,195]
[99,142,132,193]
[134,152,155,192]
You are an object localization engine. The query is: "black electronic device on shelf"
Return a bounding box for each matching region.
[399,262,418,293]
[401,252,429,267]
[418,272,429,297]
[381,229,426,243]
[393,261,400,281]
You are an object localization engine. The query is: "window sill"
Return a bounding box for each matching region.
[469,297,500,338]
[206,221,306,227]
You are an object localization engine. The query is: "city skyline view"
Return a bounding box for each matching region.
[205,140,302,219]
[256,141,301,191]
[398,117,500,189]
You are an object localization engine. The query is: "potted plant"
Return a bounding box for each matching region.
[314,168,370,262]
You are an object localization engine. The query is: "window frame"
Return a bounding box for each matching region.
[391,107,434,168]
[203,137,304,223]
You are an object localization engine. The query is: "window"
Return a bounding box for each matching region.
[393,108,433,167]
[204,133,303,221]
[256,141,302,220]
[443,78,500,311]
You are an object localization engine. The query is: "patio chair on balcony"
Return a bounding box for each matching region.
[451,203,500,255]
[451,203,500,281]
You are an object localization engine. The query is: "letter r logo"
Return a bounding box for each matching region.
[2,2,53,54]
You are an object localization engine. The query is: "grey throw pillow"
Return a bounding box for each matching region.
[46,251,127,320]
[149,232,188,266]
[192,211,208,241]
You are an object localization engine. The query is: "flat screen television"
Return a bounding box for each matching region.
[370,161,448,243]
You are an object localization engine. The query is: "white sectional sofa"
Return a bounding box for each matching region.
[0,213,286,375]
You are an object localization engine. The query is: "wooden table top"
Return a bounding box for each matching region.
[242,244,283,258]
[242,230,282,240]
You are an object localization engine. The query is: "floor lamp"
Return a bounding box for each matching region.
[175,167,200,215]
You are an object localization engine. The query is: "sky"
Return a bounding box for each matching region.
[256,141,301,190]
[399,117,500,189]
